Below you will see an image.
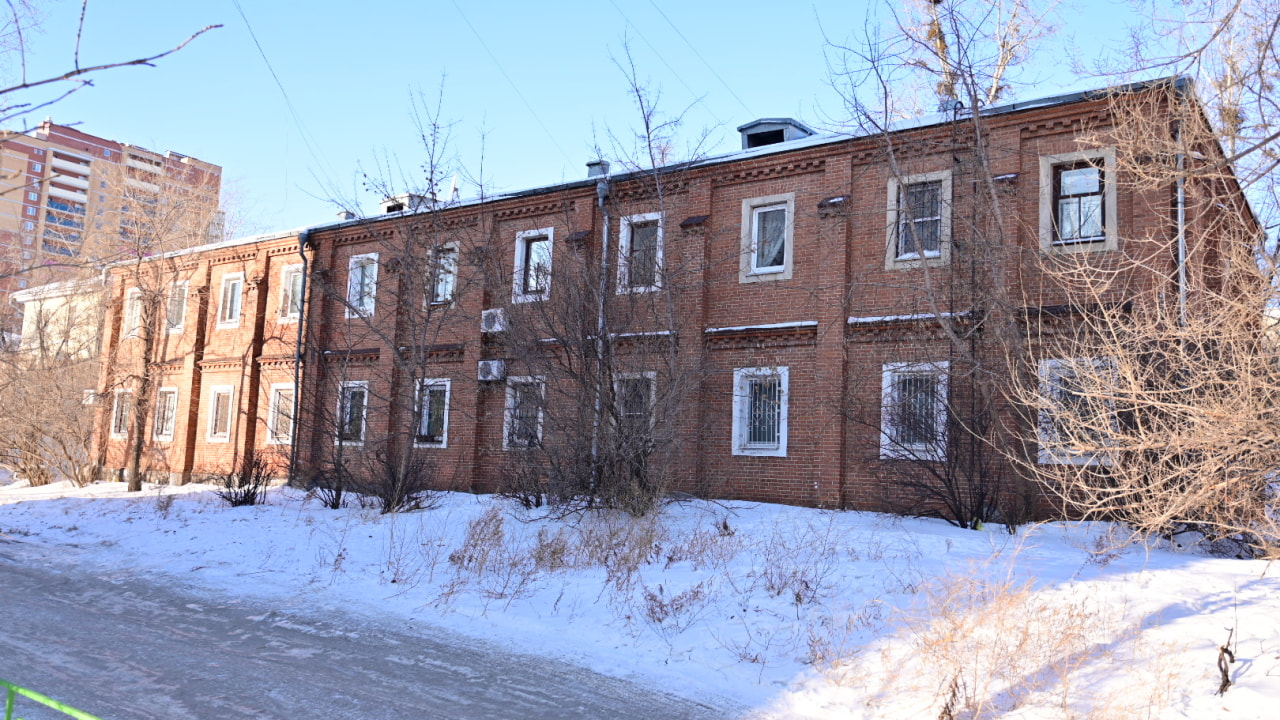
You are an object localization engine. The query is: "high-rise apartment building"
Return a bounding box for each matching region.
[0,119,221,332]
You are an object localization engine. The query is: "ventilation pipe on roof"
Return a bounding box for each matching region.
[587,159,610,178]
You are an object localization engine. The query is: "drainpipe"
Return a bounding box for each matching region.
[591,169,610,487]
[287,228,311,485]
[1176,119,1187,327]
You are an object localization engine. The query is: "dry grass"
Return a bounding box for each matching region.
[818,567,1177,719]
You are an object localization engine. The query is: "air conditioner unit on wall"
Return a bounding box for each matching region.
[477,359,506,382]
[481,308,506,333]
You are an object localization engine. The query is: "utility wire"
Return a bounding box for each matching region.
[230,0,339,202]
[605,0,724,127]
[449,1,573,167]
[644,0,754,118]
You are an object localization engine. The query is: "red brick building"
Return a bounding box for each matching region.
[91,79,1246,518]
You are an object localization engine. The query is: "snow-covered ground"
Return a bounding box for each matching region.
[1,479,1276,718]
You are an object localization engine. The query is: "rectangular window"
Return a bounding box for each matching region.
[266,384,295,444]
[431,246,458,304]
[753,206,787,271]
[1038,148,1117,253]
[25,206,35,216]
[27,191,37,202]
[31,162,42,173]
[123,289,142,337]
[22,221,33,231]
[110,390,132,438]
[504,376,544,449]
[279,264,304,320]
[731,367,789,457]
[513,228,554,302]
[337,381,368,444]
[217,272,244,327]
[414,378,450,446]
[153,388,178,441]
[208,385,234,441]
[166,282,187,332]
[739,194,795,283]
[1054,164,1104,244]
[619,214,662,291]
[346,253,378,317]
[886,170,952,269]
[1038,358,1114,465]
[880,362,949,461]
[616,373,655,437]
[897,180,942,258]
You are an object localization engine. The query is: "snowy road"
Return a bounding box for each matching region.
[0,538,731,720]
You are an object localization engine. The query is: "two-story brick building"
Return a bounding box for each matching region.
[90,78,1248,519]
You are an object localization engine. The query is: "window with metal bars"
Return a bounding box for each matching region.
[880,362,948,461]
[504,377,544,449]
[337,382,368,444]
[732,367,789,457]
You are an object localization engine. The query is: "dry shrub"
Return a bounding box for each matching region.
[641,580,711,643]
[448,506,506,574]
[569,511,666,593]
[828,569,1175,719]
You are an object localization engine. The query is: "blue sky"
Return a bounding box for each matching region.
[10,0,1144,234]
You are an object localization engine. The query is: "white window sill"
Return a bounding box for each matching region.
[277,315,299,324]
[617,285,660,294]
[207,435,231,444]
[733,444,786,458]
[880,446,945,462]
[215,322,240,330]
[334,440,365,447]
[413,441,447,449]
[746,267,784,277]
[894,251,942,262]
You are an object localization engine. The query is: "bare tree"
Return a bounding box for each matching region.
[482,58,720,517]
[826,0,1062,528]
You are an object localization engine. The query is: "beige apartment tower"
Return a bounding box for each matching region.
[0,119,221,334]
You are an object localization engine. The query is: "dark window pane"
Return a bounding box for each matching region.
[627,222,658,287]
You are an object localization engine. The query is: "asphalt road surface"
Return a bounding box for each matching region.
[0,537,737,719]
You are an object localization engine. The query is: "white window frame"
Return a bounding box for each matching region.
[123,288,142,337]
[217,272,244,329]
[731,366,789,457]
[1038,147,1118,254]
[207,385,235,443]
[336,380,369,446]
[615,371,657,431]
[739,194,795,283]
[429,243,459,305]
[166,281,188,333]
[513,227,554,303]
[266,383,296,445]
[886,169,952,269]
[345,253,379,318]
[279,264,304,322]
[109,389,132,439]
[503,375,545,450]
[153,387,178,441]
[1037,358,1115,465]
[880,361,950,462]
[618,213,663,292]
[413,378,451,448]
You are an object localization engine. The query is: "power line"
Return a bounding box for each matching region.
[449,1,573,167]
[644,0,754,118]
[230,0,339,202]
[605,0,724,127]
